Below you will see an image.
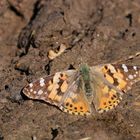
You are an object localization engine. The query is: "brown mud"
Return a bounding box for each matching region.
[0,0,140,140]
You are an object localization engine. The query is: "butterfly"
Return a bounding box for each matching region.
[22,63,140,116]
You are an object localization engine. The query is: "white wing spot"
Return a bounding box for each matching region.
[134,74,137,77]
[29,83,33,87]
[133,66,137,70]
[38,89,43,95]
[122,64,128,72]
[40,82,45,87]
[33,91,37,94]
[108,64,116,73]
[119,96,122,100]
[128,75,134,79]
[54,73,61,83]
[40,78,45,87]
[30,89,33,92]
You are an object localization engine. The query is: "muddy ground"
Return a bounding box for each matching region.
[0,0,140,140]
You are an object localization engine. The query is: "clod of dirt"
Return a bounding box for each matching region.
[48,43,66,60]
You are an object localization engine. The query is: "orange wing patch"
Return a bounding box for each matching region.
[102,64,128,92]
[60,93,91,116]
[97,87,120,113]
[23,70,78,108]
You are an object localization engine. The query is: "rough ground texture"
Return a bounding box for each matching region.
[0,0,140,140]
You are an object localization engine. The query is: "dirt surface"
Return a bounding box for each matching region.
[0,0,140,140]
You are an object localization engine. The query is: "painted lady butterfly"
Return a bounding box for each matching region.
[22,63,140,116]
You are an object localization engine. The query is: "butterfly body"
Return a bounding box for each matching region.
[23,63,140,116]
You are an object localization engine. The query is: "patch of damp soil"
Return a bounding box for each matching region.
[0,0,140,140]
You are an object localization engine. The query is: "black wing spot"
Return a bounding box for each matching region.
[111,97,114,100]
[108,101,111,104]
[104,65,108,70]
[74,107,77,110]
[113,105,116,108]
[78,112,81,115]
[66,102,69,106]
[80,106,83,110]
[113,95,117,98]
[103,102,107,105]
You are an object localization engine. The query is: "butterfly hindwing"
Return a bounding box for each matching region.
[59,76,92,116]
[92,77,121,113]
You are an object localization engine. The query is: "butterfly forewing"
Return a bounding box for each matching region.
[90,64,140,113]
[101,64,140,92]
[23,70,77,106]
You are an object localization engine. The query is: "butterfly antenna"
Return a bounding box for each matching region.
[115,51,140,63]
